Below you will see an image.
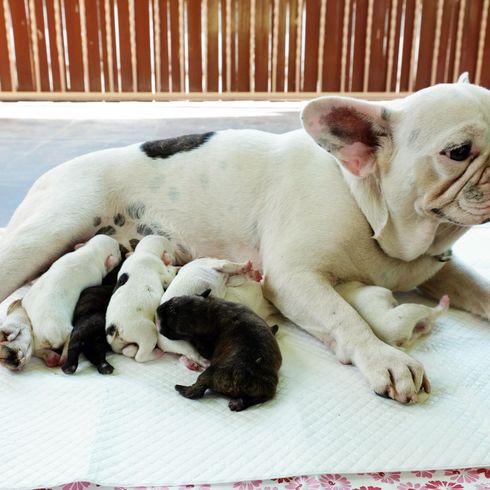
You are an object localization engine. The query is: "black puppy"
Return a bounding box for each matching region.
[156,290,282,411]
[61,260,124,375]
[62,285,115,374]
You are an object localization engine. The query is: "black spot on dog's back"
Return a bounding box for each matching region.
[137,223,154,236]
[127,202,146,220]
[129,238,140,251]
[113,213,126,226]
[141,132,216,160]
[96,226,116,236]
[106,324,117,336]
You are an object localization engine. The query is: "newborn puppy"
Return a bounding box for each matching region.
[62,285,115,375]
[22,235,121,366]
[157,257,274,369]
[156,291,282,411]
[336,281,450,347]
[106,235,177,362]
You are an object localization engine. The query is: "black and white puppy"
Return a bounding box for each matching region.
[156,291,282,411]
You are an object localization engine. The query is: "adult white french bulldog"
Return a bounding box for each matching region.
[1,76,489,403]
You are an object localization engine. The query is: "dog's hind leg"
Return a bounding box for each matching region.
[175,368,214,399]
[62,330,84,374]
[84,337,114,374]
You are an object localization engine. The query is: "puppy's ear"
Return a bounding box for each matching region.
[301,97,390,177]
[457,72,470,84]
[200,289,212,298]
[162,251,173,265]
[104,254,119,272]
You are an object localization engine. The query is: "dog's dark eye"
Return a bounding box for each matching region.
[445,143,472,161]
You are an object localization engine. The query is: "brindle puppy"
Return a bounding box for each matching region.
[156,290,282,411]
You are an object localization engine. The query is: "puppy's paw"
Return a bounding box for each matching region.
[228,398,246,411]
[357,345,430,403]
[179,355,202,371]
[179,355,209,371]
[122,344,138,358]
[96,362,114,375]
[62,363,78,375]
[0,324,33,371]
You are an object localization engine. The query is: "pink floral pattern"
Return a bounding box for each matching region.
[368,472,401,484]
[233,482,263,490]
[319,474,351,490]
[32,468,490,490]
[62,483,92,490]
[284,476,320,490]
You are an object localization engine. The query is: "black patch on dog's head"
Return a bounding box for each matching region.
[129,238,140,251]
[114,273,129,291]
[113,213,126,226]
[96,226,116,236]
[127,202,146,220]
[106,324,117,336]
[141,132,216,160]
[137,223,154,236]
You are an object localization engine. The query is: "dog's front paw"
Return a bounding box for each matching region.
[357,345,430,403]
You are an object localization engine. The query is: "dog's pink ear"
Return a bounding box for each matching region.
[105,254,119,272]
[301,97,390,177]
[162,252,173,265]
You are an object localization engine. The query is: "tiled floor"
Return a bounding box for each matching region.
[0,101,302,225]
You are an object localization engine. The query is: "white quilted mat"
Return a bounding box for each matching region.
[1,228,490,489]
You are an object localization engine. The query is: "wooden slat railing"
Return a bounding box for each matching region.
[0,0,488,101]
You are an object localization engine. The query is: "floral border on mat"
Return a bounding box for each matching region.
[33,468,490,490]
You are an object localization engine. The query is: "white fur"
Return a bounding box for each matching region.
[335,282,449,347]
[156,258,275,364]
[1,80,490,402]
[106,235,177,362]
[22,235,121,362]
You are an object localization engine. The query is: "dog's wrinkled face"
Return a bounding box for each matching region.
[397,84,490,226]
[302,79,490,260]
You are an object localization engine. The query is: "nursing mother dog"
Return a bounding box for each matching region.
[1,76,490,404]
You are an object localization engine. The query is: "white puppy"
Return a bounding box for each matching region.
[335,281,450,348]
[156,257,275,368]
[105,235,177,362]
[22,235,121,366]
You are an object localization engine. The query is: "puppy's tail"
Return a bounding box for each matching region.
[270,325,279,336]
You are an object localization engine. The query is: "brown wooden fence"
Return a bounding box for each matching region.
[0,0,489,101]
